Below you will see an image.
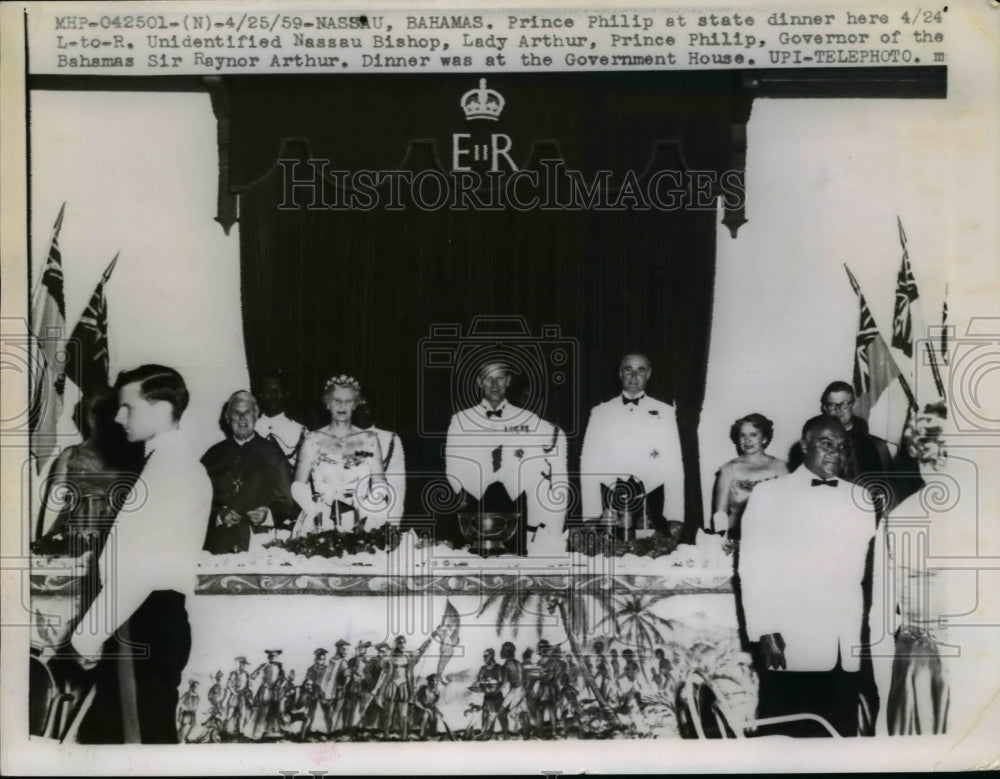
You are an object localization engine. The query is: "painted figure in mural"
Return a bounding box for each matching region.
[340,640,371,731]
[537,643,569,735]
[278,669,297,727]
[380,635,416,740]
[473,648,505,738]
[249,649,286,740]
[609,648,622,700]
[290,678,319,739]
[520,647,540,733]
[223,657,253,738]
[290,376,390,536]
[653,648,671,692]
[593,641,611,703]
[301,647,328,739]
[499,641,527,736]
[175,680,199,743]
[411,674,442,738]
[195,671,226,744]
[358,641,392,731]
[254,371,306,470]
[312,639,349,736]
[618,648,648,732]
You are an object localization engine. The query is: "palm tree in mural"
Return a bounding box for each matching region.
[476,578,619,722]
[594,592,677,680]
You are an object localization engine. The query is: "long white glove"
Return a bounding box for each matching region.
[291,481,320,516]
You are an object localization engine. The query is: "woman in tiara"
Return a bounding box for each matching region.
[290,375,391,536]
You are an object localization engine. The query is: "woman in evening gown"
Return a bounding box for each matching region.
[710,412,788,543]
[290,375,390,535]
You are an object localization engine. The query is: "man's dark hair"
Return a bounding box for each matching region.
[115,364,189,422]
[801,414,846,441]
[729,412,775,449]
[820,380,855,405]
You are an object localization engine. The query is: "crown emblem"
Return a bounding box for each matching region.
[461,78,504,121]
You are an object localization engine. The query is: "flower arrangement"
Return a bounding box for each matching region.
[265,526,401,559]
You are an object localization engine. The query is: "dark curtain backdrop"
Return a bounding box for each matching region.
[228,72,746,538]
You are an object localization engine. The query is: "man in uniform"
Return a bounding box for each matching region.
[254,371,306,469]
[445,360,569,556]
[202,390,297,554]
[739,416,876,736]
[580,354,684,536]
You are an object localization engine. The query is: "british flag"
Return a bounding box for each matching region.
[891,217,918,358]
[29,204,67,469]
[65,253,119,395]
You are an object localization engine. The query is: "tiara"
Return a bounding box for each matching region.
[324,374,362,393]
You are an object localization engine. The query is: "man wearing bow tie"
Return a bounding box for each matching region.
[579,354,684,534]
[739,416,876,736]
[445,360,569,556]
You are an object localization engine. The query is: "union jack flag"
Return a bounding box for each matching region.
[845,264,904,417]
[891,217,918,358]
[66,253,119,395]
[29,203,68,469]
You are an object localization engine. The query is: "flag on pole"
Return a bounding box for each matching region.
[29,203,68,470]
[844,264,908,419]
[65,253,119,396]
[435,599,461,682]
[891,216,918,358]
[940,285,949,366]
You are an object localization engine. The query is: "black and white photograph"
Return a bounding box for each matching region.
[2,0,999,774]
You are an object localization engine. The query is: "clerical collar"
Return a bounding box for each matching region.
[232,433,256,446]
[144,427,183,459]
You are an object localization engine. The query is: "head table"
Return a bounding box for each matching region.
[31,531,756,742]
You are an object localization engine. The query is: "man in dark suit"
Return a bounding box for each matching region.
[202,390,297,554]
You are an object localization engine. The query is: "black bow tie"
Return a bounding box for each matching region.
[485,409,503,418]
[811,478,838,488]
[622,396,642,406]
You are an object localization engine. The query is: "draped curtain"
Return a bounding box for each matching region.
[228,72,747,538]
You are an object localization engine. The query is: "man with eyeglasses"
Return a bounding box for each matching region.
[739,415,876,737]
[819,380,886,482]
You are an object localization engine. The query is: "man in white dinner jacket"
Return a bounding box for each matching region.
[445,360,568,556]
[579,353,684,533]
[739,415,876,737]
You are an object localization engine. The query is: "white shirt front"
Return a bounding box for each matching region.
[445,402,568,555]
[738,466,876,672]
[255,412,305,466]
[72,428,212,658]
[579,394,684,521]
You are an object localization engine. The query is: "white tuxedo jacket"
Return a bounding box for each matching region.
[445,402,568,555]
[579,394,684,521]
[739,466,876,672]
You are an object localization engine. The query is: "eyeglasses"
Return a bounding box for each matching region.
[823,401,854,412]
